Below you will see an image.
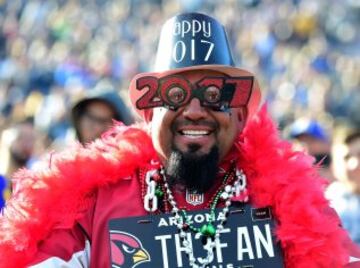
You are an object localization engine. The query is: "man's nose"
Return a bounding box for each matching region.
[182,98,207,121]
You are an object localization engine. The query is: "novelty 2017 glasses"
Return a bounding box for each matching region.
[135,75,254,112]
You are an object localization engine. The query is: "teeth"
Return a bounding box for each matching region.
[181,130,209,136]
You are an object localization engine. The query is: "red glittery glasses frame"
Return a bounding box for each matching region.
[135,74,254,111]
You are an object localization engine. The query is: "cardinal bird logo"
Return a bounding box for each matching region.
[110,230,151,268]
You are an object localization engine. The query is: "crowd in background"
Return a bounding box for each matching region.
[0,0,359,244]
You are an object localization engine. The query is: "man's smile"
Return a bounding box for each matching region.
[173,121,217,147]
[180,129,211,137]
[174,128,215,152]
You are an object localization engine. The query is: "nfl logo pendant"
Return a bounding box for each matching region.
[186,189,204,206]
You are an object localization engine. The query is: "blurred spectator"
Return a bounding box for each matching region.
[328,130,360,245]
[287,118,336,182]
[0,119,38,178]
[0,118,47,202]
[71,86,133,144]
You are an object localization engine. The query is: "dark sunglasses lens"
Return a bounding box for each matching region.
[204,86,221,103]
[167,86,187,105]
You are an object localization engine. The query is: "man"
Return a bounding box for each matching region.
[0,119,38,178]
[71,87,134,144]
[328,130,360,245]
[0,13,359,268]
[0,119,40,209]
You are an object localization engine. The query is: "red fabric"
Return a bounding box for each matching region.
[27,224,88,265]
[28,170,148,267]
[0,107,359,267]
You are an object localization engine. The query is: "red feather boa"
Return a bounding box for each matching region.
[0,107,350,267]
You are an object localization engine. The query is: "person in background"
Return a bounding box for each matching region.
[328,130,360,245]
[0,118,46,206]
[71,87,133,144]
[0,119,38,178]
[288,118,336,183]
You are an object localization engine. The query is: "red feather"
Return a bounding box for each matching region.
[238,106,349,267]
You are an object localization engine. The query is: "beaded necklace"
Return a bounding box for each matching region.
[143,166,248,268]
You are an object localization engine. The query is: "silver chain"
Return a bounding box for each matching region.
[143,169,158,212]
[160,168,247,268]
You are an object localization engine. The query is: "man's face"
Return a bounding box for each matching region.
[148,70,247,164]
[78,101,115,143]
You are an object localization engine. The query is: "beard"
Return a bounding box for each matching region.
[165,144,219,193]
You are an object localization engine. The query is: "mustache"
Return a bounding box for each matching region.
[171,119,218,131]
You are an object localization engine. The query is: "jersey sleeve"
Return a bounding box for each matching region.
[27,223,91,268]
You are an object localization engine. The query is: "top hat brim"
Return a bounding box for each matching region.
[129,64,261,120]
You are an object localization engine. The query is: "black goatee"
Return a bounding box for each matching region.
[165,145,219,193]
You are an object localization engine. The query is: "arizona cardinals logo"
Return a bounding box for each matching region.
[110,230,151,268]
